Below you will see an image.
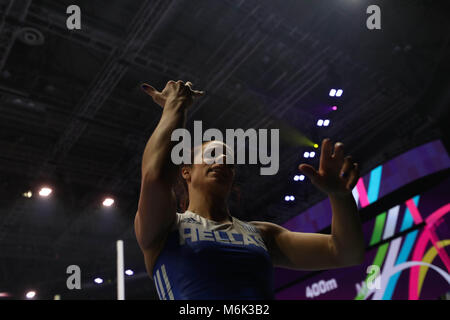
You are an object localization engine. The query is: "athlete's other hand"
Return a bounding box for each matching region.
[141,80,205,108]
[298,138,360,196]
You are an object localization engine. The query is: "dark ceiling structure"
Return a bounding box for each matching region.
[0,0,449,299]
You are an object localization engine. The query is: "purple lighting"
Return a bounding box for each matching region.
[332,106,338,111]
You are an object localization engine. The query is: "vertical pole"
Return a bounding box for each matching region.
[116,240,125,300]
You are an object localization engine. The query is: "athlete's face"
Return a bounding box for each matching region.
[183,141,235,197]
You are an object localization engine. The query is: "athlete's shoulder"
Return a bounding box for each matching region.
[176,211,202,225]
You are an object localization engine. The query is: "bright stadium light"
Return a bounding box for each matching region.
[22,191,33,198]
[102,198,115,207]
[303,152,310,158]
[323,119,330,127]
[329,89,336,97]
[125,269,134,276]
[94,278,103,284]
[336,89,343,97]
[39,187,52,197]
[317,119,324,126]
[26,291,36,299]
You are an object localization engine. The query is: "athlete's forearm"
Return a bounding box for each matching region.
[141,98,188,183]
[328,193,365,265]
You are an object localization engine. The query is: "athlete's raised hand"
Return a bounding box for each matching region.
[141,80,205,108]
[298,138,360,196]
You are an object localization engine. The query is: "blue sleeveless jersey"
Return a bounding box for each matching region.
[152,210,274,300]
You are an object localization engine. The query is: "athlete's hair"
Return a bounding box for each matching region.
[173,141,240,212]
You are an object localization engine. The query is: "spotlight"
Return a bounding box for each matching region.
[313,144,319,148]
[303,152,310,158]
[284,195,290,201]
[26,291,36,299]
[22,191,33,198]
[317,119,324,127]
[329,89,336,97]
[125,269,134,276]
[309,151,315,158]
[332,106,338,111]
[289,196,295,201]
[299,175,305,181]
[293,175,300,181]
[323,119,330,127]
[102,198,115,207]
[94,278,103,284]
[38,187,52,197]
[336,89,343,97]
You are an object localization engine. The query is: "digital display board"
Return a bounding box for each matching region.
[274,140,450,300]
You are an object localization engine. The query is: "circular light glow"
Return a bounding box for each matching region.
[303,152,310,158]
[102,198,115,207]
[94,278,103,284]
[309,151,315,158]
[38,187,52,197]
[284,196,290,201]
[299,175,305,181]
[332,106,338,111]
[289,196,295,201]
[317,119,324,126]
[125,269,134,276]
[313,144,319,149]
[293,175,299,181]
[26,291,36,299]
[336,89,343,97]
[329,89,336,97]
[22,191,33,198]
[323,119,330,127]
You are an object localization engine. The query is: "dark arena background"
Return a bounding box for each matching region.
[0,0,449,302]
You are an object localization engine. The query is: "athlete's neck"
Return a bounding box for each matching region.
[186,190,231,223]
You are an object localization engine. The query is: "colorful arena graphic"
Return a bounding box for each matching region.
[275,140,450,300]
